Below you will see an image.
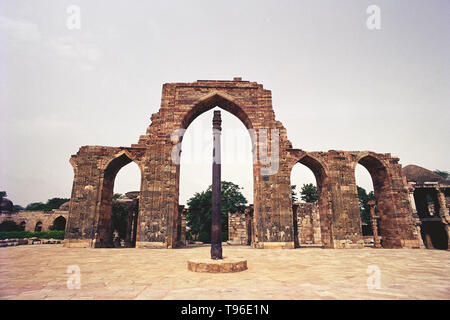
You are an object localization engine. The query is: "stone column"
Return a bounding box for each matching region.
[180,207,187,246]
[436,187,450,249]
[436,188,449,218]
[368,200,381,248]
[124,205,133,247]
[409,187,425,248]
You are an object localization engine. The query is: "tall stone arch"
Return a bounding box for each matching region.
[287,151,334,247]
[64,146,145,247]
[353,152,421,248]
[135,79,295,248]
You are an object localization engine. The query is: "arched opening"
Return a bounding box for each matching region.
[20,221,26,231]
[413,188,448,250]
[356,155,395,248]
[178,95,253,247]
[51,216,67,231]
[96,152,141,248]
[290,155,330,248]
[291,162,319,247]
[355,163,377,246]
[181,93,253,131]
[34,221,42,232]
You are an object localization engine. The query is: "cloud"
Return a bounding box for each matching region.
[0,16,102,70]
[0,16,41,43]
[47,36,102,62]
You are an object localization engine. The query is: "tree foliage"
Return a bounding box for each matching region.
[12,205,23,212]
[291,185,298,203]
[0,230,65,240]
[25,198,69,212]
[25,202,46,211]
[111,193,134,241]
[300,183,318,203]
[186,181,247,243]
[434,169,449,179]
[357,186,375,225]
[112,203,129,241]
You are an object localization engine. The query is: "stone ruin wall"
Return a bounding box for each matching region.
[228,212,251,245]
[0,210,68,232]
[285,149,421,249]
[229,203,323,247]
[63,78,423,250]
[293,203,322,246]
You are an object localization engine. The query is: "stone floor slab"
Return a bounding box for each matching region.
[0,245,448,300]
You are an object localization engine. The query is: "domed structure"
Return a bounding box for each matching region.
[0,198,13,213]
[403,164,449,184]
[58,201,71,211]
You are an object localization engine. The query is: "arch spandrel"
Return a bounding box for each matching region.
[99,149,145,176]
[180,91,254,131]
[137,79,295,248]
[143,80,286,145]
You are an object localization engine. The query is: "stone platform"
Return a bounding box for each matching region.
[0,245,449,299]
[187,257,247,273]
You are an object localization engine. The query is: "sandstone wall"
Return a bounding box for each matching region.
[228,212,250,245]
[64,78,421,249]
[0,210,68,232]
[293,203,322,246]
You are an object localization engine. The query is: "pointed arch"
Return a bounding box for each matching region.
[174,92,256,247]
[290,153,332,248]
[52,216,67,231]
[34,221,42,232]
[101,149,143,175]
[181,91,254,131]
[96,151,143,248]
[355,153,399,247]
[356,154,392,203]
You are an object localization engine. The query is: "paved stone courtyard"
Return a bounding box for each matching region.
[0,245,448,300]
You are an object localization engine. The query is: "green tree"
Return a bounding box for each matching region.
[45,198,70,210]
[434,170,449,179]
[291,185,298,203]
[357,186,375,225]
[186,181,247,243]
[110,194,131,241]
[25,202,46,211]
[300,183,318,203]
[12,205,23,212]
[25,198,70,212]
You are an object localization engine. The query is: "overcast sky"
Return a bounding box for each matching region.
[1,0,449,207]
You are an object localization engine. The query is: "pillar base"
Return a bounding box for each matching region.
[253,241,295,249]
[63,239,92,248]
[135,241,166,249]
[332,240,365,249]
[187,257,247,273]
[400,239,423,249]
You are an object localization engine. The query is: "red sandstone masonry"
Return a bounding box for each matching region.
[64,79,421,249]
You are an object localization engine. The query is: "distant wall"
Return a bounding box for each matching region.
[228,212,251,245]
[293,203,322,246]
[0,210,68,232]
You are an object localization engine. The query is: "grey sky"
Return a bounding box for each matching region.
[1,0,449,207]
